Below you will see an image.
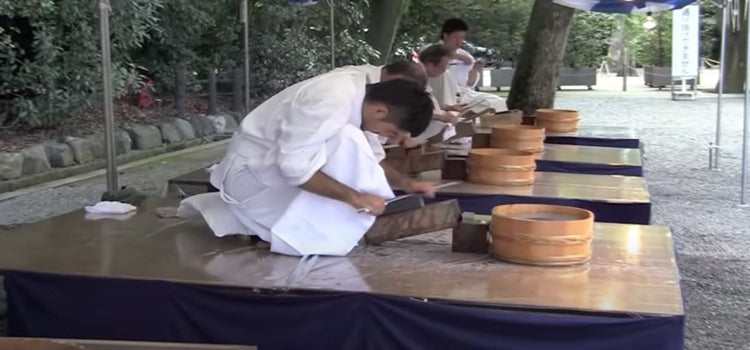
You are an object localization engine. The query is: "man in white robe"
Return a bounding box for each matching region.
[179,72,435,257]
[414,43,463,144]
[332,59,454,147]
[429,18,507,113]
[332,61,430,148]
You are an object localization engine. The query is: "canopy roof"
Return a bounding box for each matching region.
[549,0,697,13]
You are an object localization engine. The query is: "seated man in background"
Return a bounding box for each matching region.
[411,43,463,144]
[429,18,507,113]
[179,70,436,257]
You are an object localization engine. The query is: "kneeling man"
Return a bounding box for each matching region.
[181,70,435,257]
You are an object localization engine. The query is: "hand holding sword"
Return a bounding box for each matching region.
[356,181,461,214]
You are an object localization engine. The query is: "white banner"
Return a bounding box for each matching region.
[672,4,700,78]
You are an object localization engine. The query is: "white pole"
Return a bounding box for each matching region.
[742,0,750,204]
[713,0,730,169]
[242,0,250,113]
[330,0,335,69]
[99,0,117,192]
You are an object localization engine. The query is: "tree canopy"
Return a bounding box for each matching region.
[0,0,727,127]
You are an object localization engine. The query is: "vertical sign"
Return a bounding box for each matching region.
[672,4,700,78]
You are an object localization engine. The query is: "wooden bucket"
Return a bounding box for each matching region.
[536,109,580,133]
[490,204,594,266]
[478,109,522,127]
[467,148,536,186]
[490,125,545,153]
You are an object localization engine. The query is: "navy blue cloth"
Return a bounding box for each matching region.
[4,271,684,350]
[428,193,651,224]
[544,137,640,149]
[536,160,643,176]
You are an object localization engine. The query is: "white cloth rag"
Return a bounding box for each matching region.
[85,201,137,215]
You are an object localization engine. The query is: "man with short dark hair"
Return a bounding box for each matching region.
[429,18,507,113]
[180,70,436,256]
[334,60,427,88]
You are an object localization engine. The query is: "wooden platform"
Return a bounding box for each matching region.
[448,143,642,168]
[0,338,256,350]
[168,169,650,202]
[420,170,649,204]
[0,198,681,317]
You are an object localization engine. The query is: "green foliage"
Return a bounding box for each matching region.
[0,0,726,128]
[0,0,160,128]
[699,0,721,61]
[564,12,616,68]
[1,0,376,127]
[626,13,672,67]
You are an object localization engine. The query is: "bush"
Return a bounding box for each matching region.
[0,0,376,127]
[564,12,616,68]
[0,0,159,128]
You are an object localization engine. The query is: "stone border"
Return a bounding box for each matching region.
[0,113,241,194]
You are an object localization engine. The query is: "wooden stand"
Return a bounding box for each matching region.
[472,133,491,148]
[384,145,445,175]
[364,200,461,245]
[478,110,523,127]
[442,157,467,180]
[522,115,536,126]
[452,213,490,253]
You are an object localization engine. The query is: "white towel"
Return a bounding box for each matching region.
[84,201,137,215]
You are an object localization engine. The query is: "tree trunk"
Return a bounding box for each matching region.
[507,1,576,115]
[721,0,748,93]
[365,0,411,63]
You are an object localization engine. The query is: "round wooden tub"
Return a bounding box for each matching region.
[490,125,545,153]
[467,148,536,186]
[490,204,594,266]
[479,109,523,127]
[536,109,581,133]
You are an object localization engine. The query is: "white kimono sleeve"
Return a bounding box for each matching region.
[276,80,354,186]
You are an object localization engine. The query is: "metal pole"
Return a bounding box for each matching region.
[621,15,628,92]
[742,0,750,204]
[242,0,250,113]
[713,0,730,169]
[99,0,118,192]
[330,0,335,69]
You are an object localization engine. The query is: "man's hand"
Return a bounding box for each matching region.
[446,104,469,113]
[472,60,485,72]
[401,178,436,198]
[434,113,459,124]
[401,137,423,149]
[348,192,386,216]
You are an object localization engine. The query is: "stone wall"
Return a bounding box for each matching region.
[0,114,240,182]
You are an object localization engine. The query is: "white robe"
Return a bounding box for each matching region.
[178,70,393,257]
[427,46,508,113]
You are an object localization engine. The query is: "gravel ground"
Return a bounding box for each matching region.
[556,92,750,350]
[0,91,748,349]
[0,145,226,228]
